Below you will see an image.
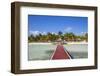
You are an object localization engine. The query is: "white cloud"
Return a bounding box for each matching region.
[29,30,40,36]
[81,32,87,35]
[64,27,72,32]
[81,31,87,34]
[42,32,47,35]
[29,31,48,36]
[29,31,59,36]
[51,32,56,34]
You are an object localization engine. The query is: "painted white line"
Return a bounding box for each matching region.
[64,47,72,59]
[50,45,58,60]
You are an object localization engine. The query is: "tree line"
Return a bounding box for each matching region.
[28,31,88,43]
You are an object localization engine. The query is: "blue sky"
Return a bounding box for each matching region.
[28,15,88,36]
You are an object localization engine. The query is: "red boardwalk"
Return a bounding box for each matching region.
[51,45,71,60]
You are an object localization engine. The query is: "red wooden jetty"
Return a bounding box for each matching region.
[51,45,72,60]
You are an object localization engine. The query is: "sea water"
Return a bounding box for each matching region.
[28,44,88,60]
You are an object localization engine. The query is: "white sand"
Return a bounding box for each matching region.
[29,42,52,45]
[29,42,88,45]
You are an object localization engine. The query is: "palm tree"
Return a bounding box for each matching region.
[58,31,63,36]
[64,32,76,41]
[84,33,88,42]
[28,35,33,42]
